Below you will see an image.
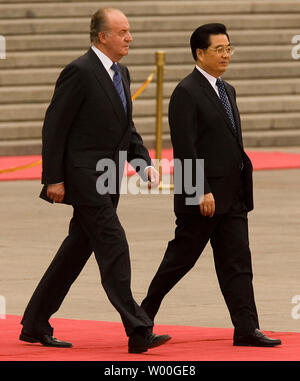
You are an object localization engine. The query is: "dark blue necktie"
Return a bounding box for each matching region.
[216,78,237,133]
[111,63,127,113]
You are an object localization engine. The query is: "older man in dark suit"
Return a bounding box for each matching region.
[19,7,170,354]
[141,23,281,347]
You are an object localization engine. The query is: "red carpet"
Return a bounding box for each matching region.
[1,150,300,181]
[0,315,299,361]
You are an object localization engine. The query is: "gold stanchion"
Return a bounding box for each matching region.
[155,51,164,175]
[155,51,173,190]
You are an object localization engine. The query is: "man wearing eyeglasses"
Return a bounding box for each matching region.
[141,23,281,347]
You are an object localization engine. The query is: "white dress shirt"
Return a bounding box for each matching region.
[195,65,220,97]
[91,45,116,80]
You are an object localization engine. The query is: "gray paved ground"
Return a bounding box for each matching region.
[1,153,300,333]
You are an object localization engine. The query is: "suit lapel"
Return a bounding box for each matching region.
[193,69,238,140]
[224,82,243,147]
[87,48,127,124]
[119,65,132,119]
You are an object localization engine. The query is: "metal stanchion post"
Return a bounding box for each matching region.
[155,51,164,189]
[155,51,173,191]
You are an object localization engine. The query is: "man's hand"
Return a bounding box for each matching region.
[47,183,65,203]
[199,192,215,217]
[147,167,160,189]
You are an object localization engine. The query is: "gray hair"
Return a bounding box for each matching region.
[90,8,122,43]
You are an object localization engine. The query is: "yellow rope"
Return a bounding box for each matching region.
[131,70,156,100]
[0,70,156,175]
[0,159,42,174]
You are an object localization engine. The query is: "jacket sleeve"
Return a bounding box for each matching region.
[41,64,85,185]
[168,84,211,195]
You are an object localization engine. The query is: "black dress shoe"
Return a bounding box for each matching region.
[19,331,72,348]
[234,329,281,347]
[128,328,171,353]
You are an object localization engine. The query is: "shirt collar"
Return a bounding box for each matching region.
[91,45,114,73]
[195,65,220,88]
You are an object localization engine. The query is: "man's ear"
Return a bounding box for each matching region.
[196,48,204,64]
[98,31,106,44]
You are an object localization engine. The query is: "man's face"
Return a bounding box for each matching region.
[196,34,231,77]
[99,10,133,62]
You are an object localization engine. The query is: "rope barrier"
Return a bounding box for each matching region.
[131,69,156,101]
[0,69,156,175]
[0,159,42,174]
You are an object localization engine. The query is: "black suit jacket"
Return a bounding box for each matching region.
[169,68,253,214]
[40,48,152,206]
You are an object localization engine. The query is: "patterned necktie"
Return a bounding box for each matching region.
[111,63,127,113]
[216,78,237,133]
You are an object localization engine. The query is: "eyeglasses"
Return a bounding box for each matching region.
[207,46,235,56]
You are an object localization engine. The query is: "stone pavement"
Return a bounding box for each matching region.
[0,165,300,334]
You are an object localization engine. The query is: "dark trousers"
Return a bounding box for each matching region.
[141,190,259,335]
[21,202,153,337]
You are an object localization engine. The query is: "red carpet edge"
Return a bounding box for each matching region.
[0,315,299,361]
[1,150,300,182]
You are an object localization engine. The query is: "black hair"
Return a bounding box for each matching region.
[190,23,230,60]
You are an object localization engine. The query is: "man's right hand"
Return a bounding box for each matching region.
[47,183,65,203]
[199,192,215,217]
